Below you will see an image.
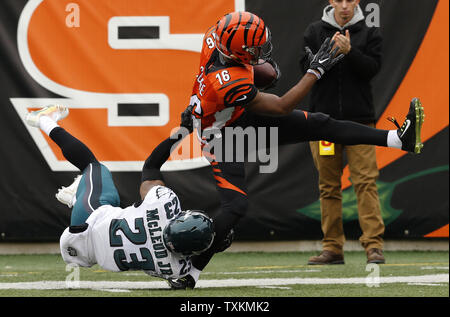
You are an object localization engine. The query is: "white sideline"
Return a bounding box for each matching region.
[0,274,447,290]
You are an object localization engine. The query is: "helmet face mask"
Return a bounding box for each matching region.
[163,210,215,257]
[215,12,273,65]
[243,30,273,65]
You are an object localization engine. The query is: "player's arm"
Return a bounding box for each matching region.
[247,73,317,116]
[140,132,183,199]
[140,107,193,199]
[248,37,344,116]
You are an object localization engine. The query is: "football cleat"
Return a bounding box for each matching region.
[56,175,82,208]
[387,98,425,154]
[167,274,196,290]
[26,104,69,127]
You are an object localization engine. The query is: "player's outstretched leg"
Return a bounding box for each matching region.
[387,97,425,154]
[25,105,120,226]
[310,97,426,153]
[26,104,98,171]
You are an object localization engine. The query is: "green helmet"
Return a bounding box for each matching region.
[163,210,215,256]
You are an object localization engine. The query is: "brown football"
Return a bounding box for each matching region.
[253,60,277,88]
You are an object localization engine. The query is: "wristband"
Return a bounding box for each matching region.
[307,69,321,80]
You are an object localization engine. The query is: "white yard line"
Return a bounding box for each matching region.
[407,283,445,286]
[0,274,447,290]
[202,269,322,275]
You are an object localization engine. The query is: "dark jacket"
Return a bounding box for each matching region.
[301,9,382,123]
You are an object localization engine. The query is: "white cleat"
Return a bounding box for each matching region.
[26,104,69,127]
[56,175,82,208]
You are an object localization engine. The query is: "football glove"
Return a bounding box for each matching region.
[261,59,281,90]
[180,104,194,133]
[214,229,235,253]
[167,274,196,290]
[305,37,344,79]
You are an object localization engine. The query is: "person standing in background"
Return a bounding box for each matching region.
[301,0,386,264]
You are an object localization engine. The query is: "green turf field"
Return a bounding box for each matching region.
[0,251,448,298]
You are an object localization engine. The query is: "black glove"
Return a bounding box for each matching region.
[262,59,281,90]
[267,59,281,81]
[180,104,194,133]
[305,37,344,79]
[167,274,196,290]
[214,229,234,253]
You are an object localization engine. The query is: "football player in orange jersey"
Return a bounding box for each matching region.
[167,11,424,288]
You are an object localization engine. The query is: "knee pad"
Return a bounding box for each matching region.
[305,112,333,139]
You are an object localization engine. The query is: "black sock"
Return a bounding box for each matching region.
[320,118,388,146]
[49,127,98,171]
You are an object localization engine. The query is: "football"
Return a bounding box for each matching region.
[253,60,278,89]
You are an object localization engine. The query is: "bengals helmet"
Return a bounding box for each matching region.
[214,11,273,65]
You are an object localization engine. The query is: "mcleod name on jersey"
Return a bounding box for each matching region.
[190,26,258,137]
[60,186,193,279]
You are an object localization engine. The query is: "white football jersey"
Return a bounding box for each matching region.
[60,185,194,279]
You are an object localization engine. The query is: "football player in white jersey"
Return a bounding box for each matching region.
[25,104,218,289]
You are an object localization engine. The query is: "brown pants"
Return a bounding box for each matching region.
[310,124,385,254]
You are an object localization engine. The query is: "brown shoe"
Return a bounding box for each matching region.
[307,250,345,265]
[366,248,385,264]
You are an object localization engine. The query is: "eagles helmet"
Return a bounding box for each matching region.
[214,11,273,65]
[163,210,215,256]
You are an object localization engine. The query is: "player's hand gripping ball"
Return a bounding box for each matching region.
[253,59,280,90]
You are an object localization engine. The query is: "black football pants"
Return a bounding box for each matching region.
[191,110,389,270]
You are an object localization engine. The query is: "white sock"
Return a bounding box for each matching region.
[387,130,402,149]
[39,116,59,136]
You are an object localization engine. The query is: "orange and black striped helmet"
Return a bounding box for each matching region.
[214,11,272,65]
